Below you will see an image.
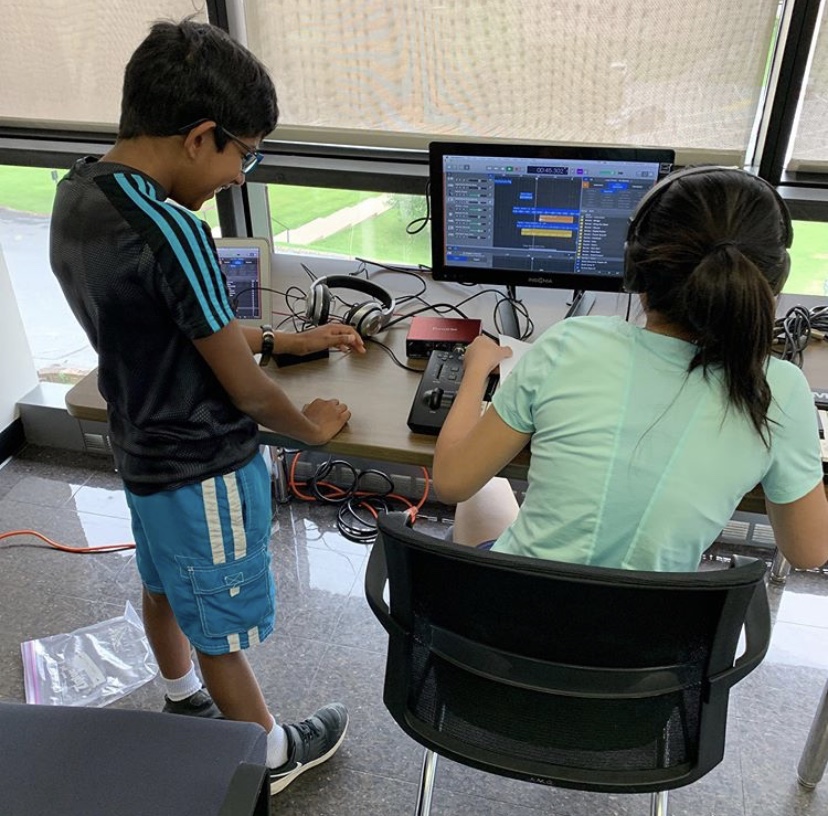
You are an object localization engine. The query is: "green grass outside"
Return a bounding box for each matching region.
[783,221,828,295]
[1,164,825,294]
[275,199,432,266]
[267,185,376,232]
[0,165,221,228]
[0,166,64,213]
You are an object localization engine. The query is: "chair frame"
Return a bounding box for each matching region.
[366,512,770,816]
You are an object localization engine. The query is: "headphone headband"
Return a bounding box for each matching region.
[310,275,395,310]
[627,165,793,249]
[623,165,793,295]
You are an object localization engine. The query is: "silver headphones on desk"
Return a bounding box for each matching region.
[305,275,395,337]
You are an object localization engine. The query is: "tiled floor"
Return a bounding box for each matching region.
[1,444,827,815]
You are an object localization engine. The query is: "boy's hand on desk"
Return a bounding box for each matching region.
[282,325,366,356]
[301,398,352,444]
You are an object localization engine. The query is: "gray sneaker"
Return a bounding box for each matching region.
[162,688,223,719]
[269,703,349,794]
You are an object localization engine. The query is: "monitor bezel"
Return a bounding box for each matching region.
[429,142,675,294]
[214,236,274,327]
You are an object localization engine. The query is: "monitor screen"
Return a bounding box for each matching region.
[215,237,273,326]
[430,142,675,295]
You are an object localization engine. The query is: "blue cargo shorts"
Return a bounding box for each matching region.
[125,454,275,655]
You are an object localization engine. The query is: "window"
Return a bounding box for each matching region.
[1,0,827,388]
[267,184,430,267]
[785,219,828,295]
[0,163,219,383]
[246,1,782,163]
[0,165,89,383]
[2,1,206,128]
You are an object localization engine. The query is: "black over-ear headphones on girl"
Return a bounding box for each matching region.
[624,165,793,294]
[305,275,396,338]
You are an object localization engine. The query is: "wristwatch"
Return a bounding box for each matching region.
[260,324,275,367]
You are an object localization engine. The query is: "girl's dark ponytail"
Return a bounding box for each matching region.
[627,168,792,446]
[679,245,777,443]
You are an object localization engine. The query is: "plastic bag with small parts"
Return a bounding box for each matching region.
[20,601,158,707]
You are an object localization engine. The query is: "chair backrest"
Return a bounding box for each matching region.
[366,512,771,794]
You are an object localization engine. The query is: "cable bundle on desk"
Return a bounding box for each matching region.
[773,305,813,367]
[286,452,430,543]
[806,305,828,336]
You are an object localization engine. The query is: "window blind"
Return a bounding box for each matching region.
[1,2,207,128]
[245,0,780,163]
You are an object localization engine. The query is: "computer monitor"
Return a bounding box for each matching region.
[214,237,273,327]
[429,142,675,334]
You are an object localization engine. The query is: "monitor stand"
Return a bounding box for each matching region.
[565,289,596,318]
[496,286,522,339]
[496,287,596,339]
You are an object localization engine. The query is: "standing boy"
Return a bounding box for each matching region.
[50,18,360,794]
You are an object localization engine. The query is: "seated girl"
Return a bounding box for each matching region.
[433,167,828,572]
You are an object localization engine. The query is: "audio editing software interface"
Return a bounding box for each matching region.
[442,155,664,277]
[217,245,263,321]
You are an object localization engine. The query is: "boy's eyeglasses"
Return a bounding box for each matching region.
[220,127,263,175]
[177,120,264,176]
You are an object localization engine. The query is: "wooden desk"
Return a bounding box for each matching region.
[65,257,626,480]
[63,268,828,498]
[64,320,539,476]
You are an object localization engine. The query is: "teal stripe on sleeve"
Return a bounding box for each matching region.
[113,174,232,330]
[177,206,235,319]
[125,175,233,325]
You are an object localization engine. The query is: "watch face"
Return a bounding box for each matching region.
[260,329,275,366]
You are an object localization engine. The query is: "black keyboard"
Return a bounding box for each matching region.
[407,348,498,435]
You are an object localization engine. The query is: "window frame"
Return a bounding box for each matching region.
[1,0,827,228]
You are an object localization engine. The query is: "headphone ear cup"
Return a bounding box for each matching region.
[306,283,331,326]
[773,251,791,295]
[345,301,384,337]
[623,237,644,293]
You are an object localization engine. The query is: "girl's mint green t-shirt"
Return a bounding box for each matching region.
[491,315,822,572]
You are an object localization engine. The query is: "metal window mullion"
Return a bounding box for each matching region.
[205,0,231,33]
[757,0,824,185]
[206,0,255,236]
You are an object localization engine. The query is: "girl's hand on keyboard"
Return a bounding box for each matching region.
[463,336,512,379]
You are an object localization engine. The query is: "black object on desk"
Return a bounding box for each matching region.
[274,349,330,367]
[407,348,498,434]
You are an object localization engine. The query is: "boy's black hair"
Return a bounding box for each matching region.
[118,18,278,146]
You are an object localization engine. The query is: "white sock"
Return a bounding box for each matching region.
[266,716,289,769]
[161,663,201,701]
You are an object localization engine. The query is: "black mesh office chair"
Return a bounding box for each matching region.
[365,512,771,816]
[0,701,270,816]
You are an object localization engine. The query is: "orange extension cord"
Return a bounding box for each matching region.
[1,456,430,552]
[0,529,135,553]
